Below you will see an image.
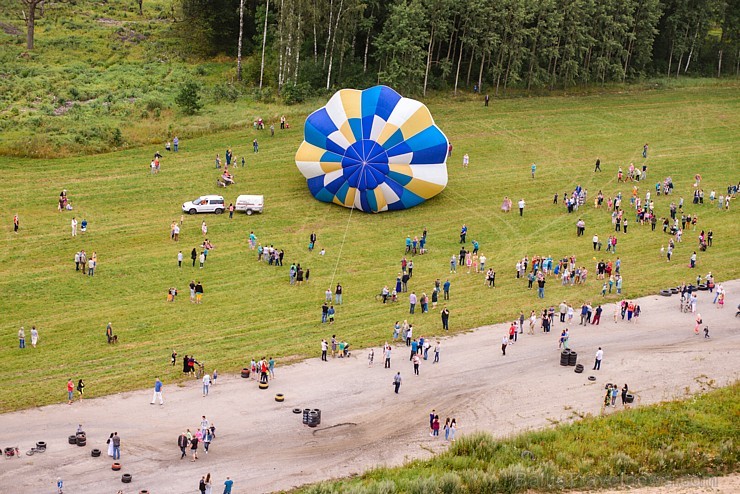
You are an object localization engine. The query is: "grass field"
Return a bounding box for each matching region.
[1,83,739,412]
[292,383,740,493]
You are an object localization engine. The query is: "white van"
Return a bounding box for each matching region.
[182,195,226,214]
[235,195,264,215]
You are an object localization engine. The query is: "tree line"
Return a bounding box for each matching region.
[177,0,739,96]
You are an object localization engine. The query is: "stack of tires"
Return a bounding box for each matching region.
[574,364,584,374]
[560,350,570,366]
[91,449,101,457]
[75,432,86,447]
[304,408,321,428]
[568,351,578,366]
[241,368,250,379]
[258,381,269,390]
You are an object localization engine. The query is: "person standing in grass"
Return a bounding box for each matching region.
[30,326,39,347]
[13,213,18,233]
[195,281,204,303]
[71,217,77,237]
[177,251,183,267]
[18,326,25,349]
[449,419,457,441]
[531,163,536,178]
[191,248,198,267]
[67,378,74,404]
[441,305,450,330]
[77,379,85,400]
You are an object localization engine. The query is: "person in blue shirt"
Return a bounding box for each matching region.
[405,235,411,253]
[443,279,451,300]
[410,339,418,360]
[459,224,467,243]
[223,477,234,493]
[471,240,479,254]
[531,163,537,178]
[81,218,88,233]
[151,377,163,405]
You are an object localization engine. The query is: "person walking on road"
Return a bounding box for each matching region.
[178,432,188,459]
[393,372,402,393]
[593,347,603,370]
[502,335,508,356]
[151,377,163,405]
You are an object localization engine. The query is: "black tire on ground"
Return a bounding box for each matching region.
[68,435,77,445]
[698,284,708,291]
[275,394,284,402]
[36,441,46,450]
[76,440,86,447]
[91,449,101,457]
[308,423,318,428]
[241,368,250,378]
[112,463,122,471]
[670,288,679,294]
[625,393,635,403]
[659,290,672,296]
[588,376,596,381]
[259,382,269,389]
[293,408,302,414]
[122,473,132,483]
[521,450,535,460]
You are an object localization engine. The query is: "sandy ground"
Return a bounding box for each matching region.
[1,282,739,494]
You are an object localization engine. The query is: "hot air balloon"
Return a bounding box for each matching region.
[295,86,448,213]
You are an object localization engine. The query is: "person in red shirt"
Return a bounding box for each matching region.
[67,379,74,404]
[509,323,517,344]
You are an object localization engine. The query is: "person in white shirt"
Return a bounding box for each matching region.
[593,347,604,370]
[501,336,508,356]
[177,251,183,267]
[518,199,525,216]
[202,374,211,396]
[71,217,78,237]
[462,153,469,168]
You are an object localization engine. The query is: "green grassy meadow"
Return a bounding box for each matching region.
[292,383,740,493]
[1,83,739,412]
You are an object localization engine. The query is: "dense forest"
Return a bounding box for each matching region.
[180,0,740,95]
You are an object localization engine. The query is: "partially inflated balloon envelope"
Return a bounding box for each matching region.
[295,86,449,213]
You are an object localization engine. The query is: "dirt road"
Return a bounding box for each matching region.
[2,282,738,493]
